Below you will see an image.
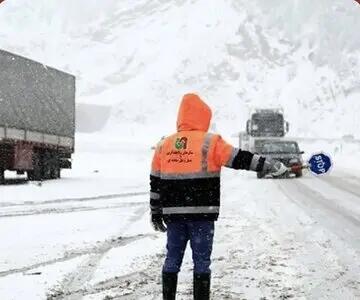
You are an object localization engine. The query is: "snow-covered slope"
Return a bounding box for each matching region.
[0,0,359,140]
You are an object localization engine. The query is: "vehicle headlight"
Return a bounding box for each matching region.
[289,158,300,164]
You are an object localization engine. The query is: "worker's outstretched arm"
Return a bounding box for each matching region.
[214,136,287,176]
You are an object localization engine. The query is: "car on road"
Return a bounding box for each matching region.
[254,139,304,178]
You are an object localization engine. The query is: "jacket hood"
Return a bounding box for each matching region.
[176,93,212,132]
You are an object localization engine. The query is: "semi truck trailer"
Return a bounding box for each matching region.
[0,49,75,182]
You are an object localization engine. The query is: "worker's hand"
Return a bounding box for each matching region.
[151,214,167,232]
[264,160,288,177]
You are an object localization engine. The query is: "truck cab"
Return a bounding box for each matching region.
[239,108,290,152]
[246,108,289,137]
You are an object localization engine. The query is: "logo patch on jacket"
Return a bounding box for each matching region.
[175,137,188,150]
[167,137,193,164]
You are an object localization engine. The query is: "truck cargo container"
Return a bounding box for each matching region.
[0,49,75,182]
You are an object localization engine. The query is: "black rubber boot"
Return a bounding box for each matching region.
[162,272,178,300]
[193,273,211,300]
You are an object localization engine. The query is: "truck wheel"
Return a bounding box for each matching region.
[257,172,265,179]
[27,171,34,181]
[43,164,52,180]
[28,169,42,181]
[28,170,40,181]
[55,167,61,179]
[50,166,61,179]
[28,153,42,181]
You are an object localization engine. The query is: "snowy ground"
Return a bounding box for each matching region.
[0,136,359,300]
[1,1,359,299]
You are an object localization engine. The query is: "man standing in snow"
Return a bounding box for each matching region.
[150,93,287,300]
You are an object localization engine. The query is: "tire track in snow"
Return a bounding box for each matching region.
[0,232,155,278]
[0,202,145,218]
[277,179,360,298]
[0,192,147,208]
[47,264,162,300]
[278,179,360,246]
[320,173,360,201]
[46,205,151,300]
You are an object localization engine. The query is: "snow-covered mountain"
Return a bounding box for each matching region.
[0,0,359,141]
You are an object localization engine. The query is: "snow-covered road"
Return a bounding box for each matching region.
[0,145,359,300]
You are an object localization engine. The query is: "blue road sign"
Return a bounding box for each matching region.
[308,153,332,175]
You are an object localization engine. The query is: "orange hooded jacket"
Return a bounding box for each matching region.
[150,94,264,221]
[151,94,236,178]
